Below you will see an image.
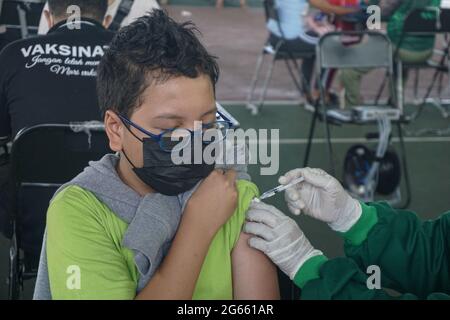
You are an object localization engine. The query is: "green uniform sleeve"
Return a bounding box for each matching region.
[344,201,450,298]
[293,202,450,300]
[46,186,137,300]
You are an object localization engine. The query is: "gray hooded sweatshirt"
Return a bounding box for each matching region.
[33,153,249,299]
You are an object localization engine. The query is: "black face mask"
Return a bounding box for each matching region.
[123,137,215,196]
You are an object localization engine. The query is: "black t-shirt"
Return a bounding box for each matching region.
[0,19,114,139]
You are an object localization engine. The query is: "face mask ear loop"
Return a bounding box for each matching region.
[121,148,138,170]
[119,117,143,169]
[121,119,144,143]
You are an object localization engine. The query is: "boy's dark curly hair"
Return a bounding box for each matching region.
[97,10,219,117]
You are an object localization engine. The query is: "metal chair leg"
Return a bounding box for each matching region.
[396,122,411,209]
[8,227,20,300]
[284,58,305,97]
[256,56,277,114]
[303,99,320,167]
[375,71,388,105]
[318,76,336,176]
[397,61,404,115]
[428,99,449,118]
[246,50,266,115]
[413,69,420,103]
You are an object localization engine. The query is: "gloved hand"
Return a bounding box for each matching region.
[279,168,361,232]
[244,201,323,280]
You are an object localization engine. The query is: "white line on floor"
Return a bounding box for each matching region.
[245,137,450,144]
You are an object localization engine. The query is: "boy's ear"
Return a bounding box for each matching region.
[104,110,124,152]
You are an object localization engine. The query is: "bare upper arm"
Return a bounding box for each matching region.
[231,231,280,300]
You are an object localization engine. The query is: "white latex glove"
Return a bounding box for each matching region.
[279,167,362,232]
[244,201,323,280]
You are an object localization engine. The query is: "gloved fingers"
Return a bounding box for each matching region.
[301,167,332,189]
[285,188,300,202]
[248,236,270,253]
[250,200,286,219]
[296,184,316,204]
[246,207,278,228]
[287,203,301,215]
[278,168,306,185]
[268,227,303,251]
[244,221,277,241]
[285,190,306,215]
[286,198,306,212]
[269,236,304,261]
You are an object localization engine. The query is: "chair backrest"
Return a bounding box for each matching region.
[317,31,393,70]
[10,123,111,261]
[263,0,279,22]
[0,0,46,51]
[403,7,450,34]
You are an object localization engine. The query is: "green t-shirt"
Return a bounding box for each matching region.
[46,180,259,300]
[385,0,441,52]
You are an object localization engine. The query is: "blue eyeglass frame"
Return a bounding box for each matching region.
[118,111,234,152]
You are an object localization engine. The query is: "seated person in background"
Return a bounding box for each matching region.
[267,0,357,104]
[0,0,114,141]
[34,10,280,300]
[340,0,441,107]
[0,0,114,238]
[38,0,160,34]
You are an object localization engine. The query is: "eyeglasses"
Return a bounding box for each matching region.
[118,111,234,152]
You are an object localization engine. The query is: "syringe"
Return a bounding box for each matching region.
[258,176,305,200]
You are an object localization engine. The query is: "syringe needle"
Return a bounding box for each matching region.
[259,177,305,200]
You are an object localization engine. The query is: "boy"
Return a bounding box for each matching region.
[34,10,279,300]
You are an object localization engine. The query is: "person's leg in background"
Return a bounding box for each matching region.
[340,48,433,108]
[339,68,371,107]
[300,55,316,98]
[396,47,434,86]
[283,36,321,104]
[390,47,434,102]
[269,34,316,100]
[269,33,337,105]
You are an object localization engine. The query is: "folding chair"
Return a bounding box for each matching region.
[8,123,110,299]
[304,31,411,208]
[375,7,450,119]
[0,0,45,51]
[246,0,313,115]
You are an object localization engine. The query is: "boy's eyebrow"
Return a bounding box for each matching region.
[202,107,217,117]
[154,113,184,120]
[154,107,217,120]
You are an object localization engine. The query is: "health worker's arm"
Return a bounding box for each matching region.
[296,202,450,300]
